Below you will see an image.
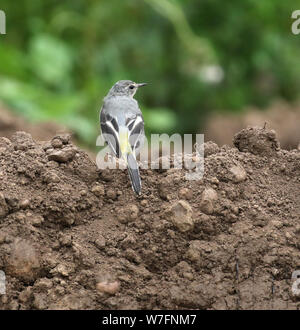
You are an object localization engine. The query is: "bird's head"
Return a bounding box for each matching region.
[108,80,147,97]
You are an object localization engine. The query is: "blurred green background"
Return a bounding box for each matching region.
[0,0,299,149]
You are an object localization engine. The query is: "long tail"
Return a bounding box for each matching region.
[127,153,141,195]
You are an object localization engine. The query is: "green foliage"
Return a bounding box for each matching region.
[28,34,74,88]
[0,0,299,148]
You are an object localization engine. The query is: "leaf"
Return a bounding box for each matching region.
[28,33,74,87]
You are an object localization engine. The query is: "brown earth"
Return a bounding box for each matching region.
[0,126,299,310]
[0,104,96,161]
[0,104,68,143]
[205,101,300,150]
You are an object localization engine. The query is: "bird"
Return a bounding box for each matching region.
[100,80,147,195]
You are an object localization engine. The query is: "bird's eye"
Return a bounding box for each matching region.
[129,85,135,89]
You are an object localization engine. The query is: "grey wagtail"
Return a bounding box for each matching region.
[100,80,147,195]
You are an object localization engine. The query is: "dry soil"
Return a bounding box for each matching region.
[0,126,299,310]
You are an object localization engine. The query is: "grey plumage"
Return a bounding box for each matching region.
[100,80,146,195]
[127,153,141,194]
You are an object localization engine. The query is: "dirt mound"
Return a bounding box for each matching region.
[0,105,68,143]
[205,101,300,150]
[0,127,299,310]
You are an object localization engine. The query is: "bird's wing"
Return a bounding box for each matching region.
[126,113,145,156]
[100,106,121,158]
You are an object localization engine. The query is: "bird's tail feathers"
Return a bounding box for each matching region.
[127,153,141,195]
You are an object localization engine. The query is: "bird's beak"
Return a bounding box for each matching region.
[137,83,147,88]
